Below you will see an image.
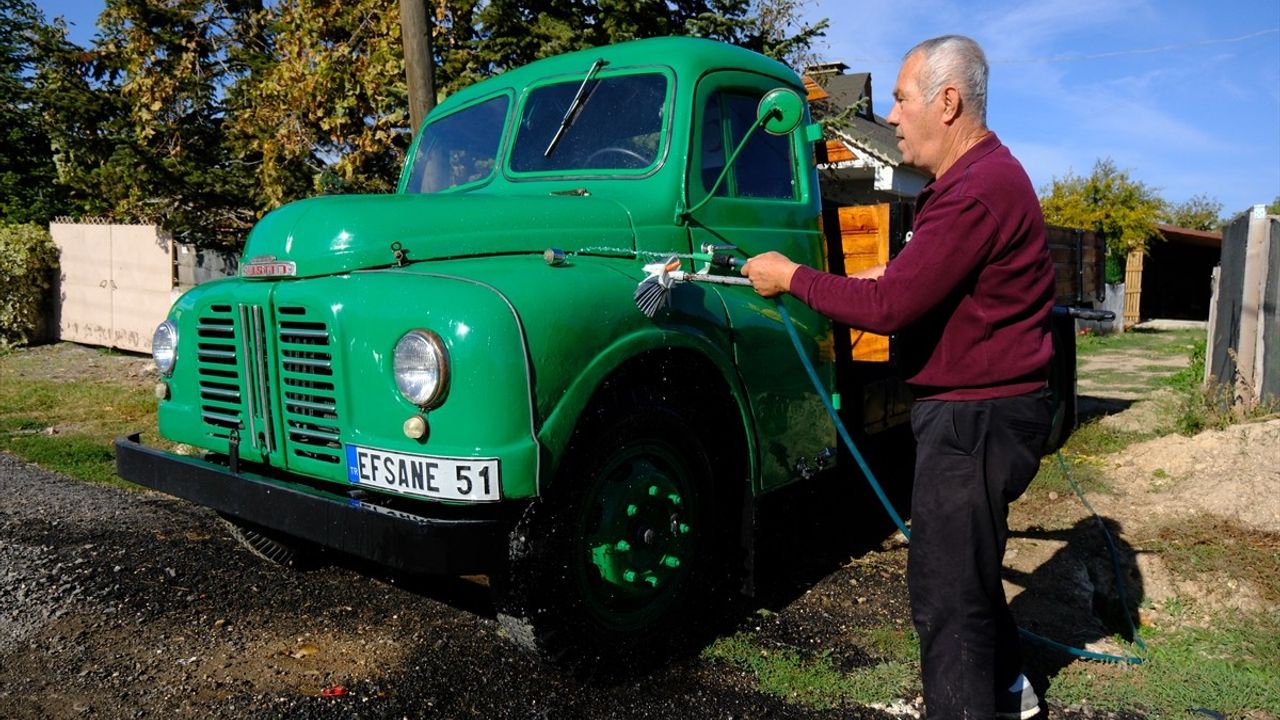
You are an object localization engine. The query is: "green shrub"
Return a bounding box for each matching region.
[0,223,59,348]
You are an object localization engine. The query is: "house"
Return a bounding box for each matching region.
[1123,224,1223,326]
[803,63,930,206]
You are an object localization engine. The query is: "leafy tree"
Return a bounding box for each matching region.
[227,0,414,208]
[475,0,826,72]
[1268,195,1279,216]
[34,0,264,247]
[94,0,263,247]
[1040,158,1165,255]
[1162,193,1223,232]
[0,0,67,225]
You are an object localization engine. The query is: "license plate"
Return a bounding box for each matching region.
[345,444,501,502]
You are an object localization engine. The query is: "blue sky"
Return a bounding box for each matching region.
[807,0,1280,216]
[35,0,1280,216]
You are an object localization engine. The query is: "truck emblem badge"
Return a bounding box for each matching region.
[242,255,297,277]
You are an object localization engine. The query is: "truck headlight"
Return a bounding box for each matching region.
[153,321,178,376]
[394,330,449,408]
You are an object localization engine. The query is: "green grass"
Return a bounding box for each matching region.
[702,627,919,708]
[1076,327,1203,358]
[0,353,160,487]
[1048,610,1280,716]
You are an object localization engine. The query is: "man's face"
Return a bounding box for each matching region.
[887,52,945,176]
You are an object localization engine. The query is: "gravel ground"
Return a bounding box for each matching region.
[0,449,1150,719]
[0,451,913,720]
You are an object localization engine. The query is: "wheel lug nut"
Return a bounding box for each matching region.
[643,529,656,545]
[667,493,682,506]
[660,554,681,568]
[615,540,631,552]
[626,503,638,517]
[623,570,637,583]
[644,576,659,588]
[678,523,691,535]
[648,485,659,496]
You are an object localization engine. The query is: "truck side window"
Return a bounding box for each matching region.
[406,95,510,193]
[701,92,796,200]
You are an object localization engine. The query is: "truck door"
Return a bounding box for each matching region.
[685,71,835,492]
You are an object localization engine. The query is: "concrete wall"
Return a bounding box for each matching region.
[1207,206,1279,408]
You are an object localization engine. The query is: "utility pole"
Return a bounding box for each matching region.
[399,0,436,135]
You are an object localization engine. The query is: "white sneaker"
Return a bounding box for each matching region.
[995,673,1041,720]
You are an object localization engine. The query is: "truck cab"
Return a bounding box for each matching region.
[117,36,1081,668]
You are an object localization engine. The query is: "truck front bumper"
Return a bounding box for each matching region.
[115,433,518,575]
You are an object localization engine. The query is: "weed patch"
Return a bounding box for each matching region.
[703,630,919,708]
[1144,514,1280,605]
[1048,610,1280,715]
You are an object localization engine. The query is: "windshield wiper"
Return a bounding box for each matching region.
[543,58,608,158]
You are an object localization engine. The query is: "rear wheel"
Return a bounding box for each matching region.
[494,384,735,671]
[217,513,323,570]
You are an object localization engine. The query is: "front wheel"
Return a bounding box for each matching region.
[493,386,736,671]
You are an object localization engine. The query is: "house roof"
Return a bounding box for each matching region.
[1156,223,1222,249]
[809,72,903,165]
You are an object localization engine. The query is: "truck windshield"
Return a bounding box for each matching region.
[510,73,667,174]
[405,95,510,193]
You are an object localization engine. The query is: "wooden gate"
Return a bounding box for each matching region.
[51,223,175,353]
[834,204,891,362]
[1124,249,1144,328]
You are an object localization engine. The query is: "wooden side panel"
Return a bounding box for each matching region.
[824,140,856,164]
[1046,226,1104,306]
[1124,249,1144,328]
[837,204,890,361]
[110,225,174,352]
[51,223,114,347]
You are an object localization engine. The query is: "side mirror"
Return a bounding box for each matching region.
[757,88,805,136]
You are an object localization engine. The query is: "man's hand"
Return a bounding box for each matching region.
[740,251,800,298]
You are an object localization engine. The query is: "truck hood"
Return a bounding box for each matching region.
[240,193,637,278]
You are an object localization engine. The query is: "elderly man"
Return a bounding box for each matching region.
[741,35,1053,719]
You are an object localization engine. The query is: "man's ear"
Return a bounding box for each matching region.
[941,86,962,124]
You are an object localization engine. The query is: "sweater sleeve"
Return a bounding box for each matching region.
[789,188,1000,334]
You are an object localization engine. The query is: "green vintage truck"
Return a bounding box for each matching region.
[117,36,1094,666]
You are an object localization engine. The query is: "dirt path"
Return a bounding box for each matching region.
[1005,327,1280,666]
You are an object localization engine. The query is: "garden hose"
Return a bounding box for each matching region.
[774,298,1146,665]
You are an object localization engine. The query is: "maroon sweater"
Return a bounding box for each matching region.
[791,133,1054,401]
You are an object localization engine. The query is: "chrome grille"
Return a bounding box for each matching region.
[238,304,275,452]
[278,306,342,464]
[195,305,242,434]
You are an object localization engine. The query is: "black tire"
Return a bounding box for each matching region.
[217,512,323,570]
[493,382,737,673]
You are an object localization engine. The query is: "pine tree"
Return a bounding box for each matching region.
[0,0,67,225]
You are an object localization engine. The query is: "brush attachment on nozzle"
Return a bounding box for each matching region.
[634,255,680,317]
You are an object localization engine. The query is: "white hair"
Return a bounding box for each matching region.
[906,35,989,126]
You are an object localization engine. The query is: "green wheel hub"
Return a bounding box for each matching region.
[580,442,697,616]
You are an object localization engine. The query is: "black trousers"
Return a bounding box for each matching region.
[907,387,1051,719]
